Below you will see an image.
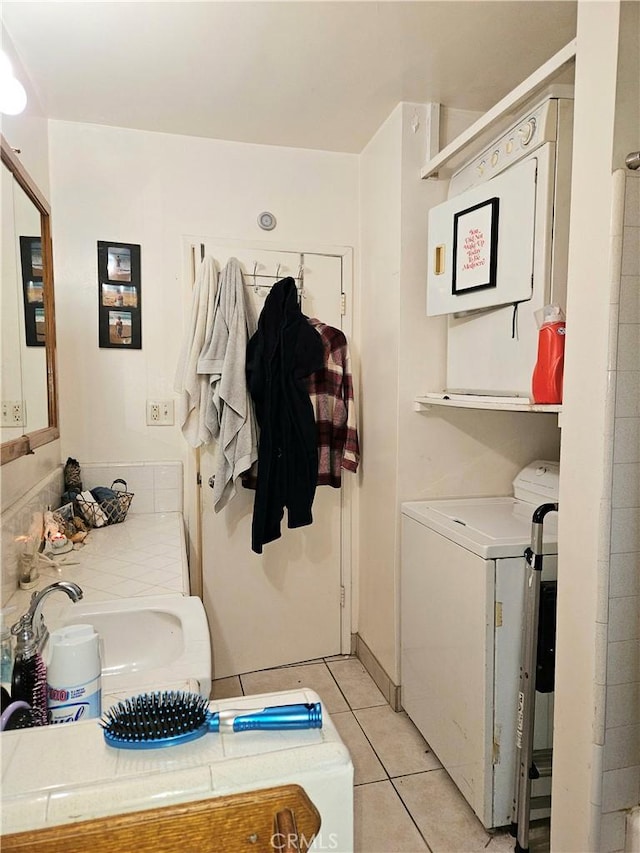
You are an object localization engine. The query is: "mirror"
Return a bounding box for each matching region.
[1,135,58,464]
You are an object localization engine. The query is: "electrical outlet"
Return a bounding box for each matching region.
[147,402,161,423]
[146,400,175,426]
[1,400,25,427]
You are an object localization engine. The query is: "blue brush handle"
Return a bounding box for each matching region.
[207,702,322,733]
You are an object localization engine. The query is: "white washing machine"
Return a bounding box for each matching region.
[400,461,559,829]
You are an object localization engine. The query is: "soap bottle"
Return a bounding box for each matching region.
[532,304,566,404]
[46,624,102,724]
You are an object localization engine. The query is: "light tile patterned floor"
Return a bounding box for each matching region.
[211,656,525,853]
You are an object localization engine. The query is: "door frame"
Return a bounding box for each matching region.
[180,236,355,655]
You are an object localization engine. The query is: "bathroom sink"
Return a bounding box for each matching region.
[69,608,184,675]
[57,595,211,698]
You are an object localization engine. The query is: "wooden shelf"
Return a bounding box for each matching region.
[421,39,577,180]
[414,394,561,415]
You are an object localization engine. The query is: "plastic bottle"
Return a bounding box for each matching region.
[0,609,15,685]
[532,305,566,404]
[46,624,102,724]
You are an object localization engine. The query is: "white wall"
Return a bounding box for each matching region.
[357,105,404,680]
[47,120,358,549]
[0,25,59,513]
[0,24,50,199]
[357,104,561,684]
[599,168,640,853]
[552,2,633,850]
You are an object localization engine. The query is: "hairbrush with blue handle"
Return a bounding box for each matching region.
[101,691,322,749]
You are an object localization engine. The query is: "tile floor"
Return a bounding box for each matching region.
[212,656,534,853]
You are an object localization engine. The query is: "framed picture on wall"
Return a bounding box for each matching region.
[19,235,45,347]
[452,197,499,295]
[97,241,141,349]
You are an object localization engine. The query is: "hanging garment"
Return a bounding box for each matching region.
[197,257,259,511]
[174,256,218,447]
[246,278,324,554]
[306,318,360,487]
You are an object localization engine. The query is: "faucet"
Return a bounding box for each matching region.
[24,581,83,652]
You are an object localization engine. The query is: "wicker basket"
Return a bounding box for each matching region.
[75,479,134,527]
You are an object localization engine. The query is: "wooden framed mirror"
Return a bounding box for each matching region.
[1,135,58,465]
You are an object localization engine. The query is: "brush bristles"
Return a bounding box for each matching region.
[101,691,209,743]
[12,653,48,727]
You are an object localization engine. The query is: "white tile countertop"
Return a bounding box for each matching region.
[1,514,354,850]
[2,513,203,708]
[1,687,354,851]
[4,512,189,622]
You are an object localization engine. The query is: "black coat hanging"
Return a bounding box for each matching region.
[246,277,324,554]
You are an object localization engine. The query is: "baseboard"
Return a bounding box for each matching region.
[352,633,402,712]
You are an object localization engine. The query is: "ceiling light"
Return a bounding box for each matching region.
[0,49,27,115]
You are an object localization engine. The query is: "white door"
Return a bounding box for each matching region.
[193,242,350,678]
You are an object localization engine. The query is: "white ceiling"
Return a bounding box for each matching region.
[2,1,577,154]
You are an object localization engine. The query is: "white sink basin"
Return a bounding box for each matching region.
[74,608,184,675]
[57,595,212,698]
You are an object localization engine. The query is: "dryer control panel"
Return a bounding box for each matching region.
[513,460,560,504]
[450,99,560,195]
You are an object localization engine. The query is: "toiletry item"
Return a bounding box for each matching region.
[63,457,83,491]
[43,535,74,557]
[0,701,31,731]
[532,304,566,404]
[16,533,40,590]
[43,509,61,542]
[0,687,34,730]
[0,608,15,684]
[10,615,48,726]
[101,691,322,750]
[46,624,102,724]
[77,491,108,527]
[18,552,39,589]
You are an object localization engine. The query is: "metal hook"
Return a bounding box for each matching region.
[275,263,281,280]
[253,261,258,294]
[626,151,640,171]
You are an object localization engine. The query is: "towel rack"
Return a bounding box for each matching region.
[193,247,305,300]
[245,259,305,302]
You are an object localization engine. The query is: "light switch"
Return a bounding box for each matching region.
[1,400,25,427]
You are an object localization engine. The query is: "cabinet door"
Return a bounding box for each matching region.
[2,784,320,853]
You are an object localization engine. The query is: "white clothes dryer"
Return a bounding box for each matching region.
[400,461,559,829]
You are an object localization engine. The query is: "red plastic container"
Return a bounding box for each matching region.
[532,318,566,404]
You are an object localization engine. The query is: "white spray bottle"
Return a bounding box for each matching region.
[46,624,102,724]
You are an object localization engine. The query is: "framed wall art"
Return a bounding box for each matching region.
[452,197,499,296]
[20,235,45,346]
[97,241,141,348]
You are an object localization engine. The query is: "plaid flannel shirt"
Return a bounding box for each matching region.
[306,318,360,487]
